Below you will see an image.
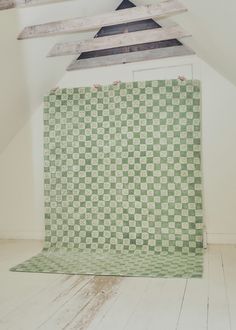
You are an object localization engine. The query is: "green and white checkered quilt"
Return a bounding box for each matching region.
[11,80,203,277]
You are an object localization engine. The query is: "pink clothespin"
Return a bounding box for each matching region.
[178,75,187,81]
[113,80,121,85]
[50,86,59,92]
[93,84,102,90]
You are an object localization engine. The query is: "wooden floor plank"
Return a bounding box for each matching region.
[0,240,234,330]
[206,245,231,330]
[123,278,165,330]
[0,272,61,319]
[65,277,123,330]
[220,245,236,329]
[146,279,187,330]
[89,277,150,330]
[1,275,93,330]
[38,276,121,330]
[176,251,208,330]
[87,277,144,330]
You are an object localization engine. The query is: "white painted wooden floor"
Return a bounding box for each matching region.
[0,240,235,330]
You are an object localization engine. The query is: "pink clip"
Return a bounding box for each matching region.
[178,75,187,81]
[93,84,102,90]
[113,80,121,85]
[51,86,59,92]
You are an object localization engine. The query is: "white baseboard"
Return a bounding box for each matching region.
[0,231,44,240]
[207,233,236,245]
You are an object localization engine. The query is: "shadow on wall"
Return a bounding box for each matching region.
[0,9,30,152]
[0,105,44,239]
[0,9,45,238]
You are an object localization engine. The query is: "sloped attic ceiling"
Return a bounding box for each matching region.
[0,0,121,153]
[137,0,236,86]
[0,0,235,152]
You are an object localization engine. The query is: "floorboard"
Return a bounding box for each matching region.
[207,245,231,330]
[90,277,150,330]
[123,278,165,330]
[147,279,187,330]
[220,245,236,330]
[0,240,234,330]
[176,250,208,330]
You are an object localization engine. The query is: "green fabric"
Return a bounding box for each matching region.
[11,79,203,277]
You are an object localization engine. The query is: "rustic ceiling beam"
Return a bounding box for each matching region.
[67,45,195,71]
[0,0,73,10]
[18,0,186,40]
[48,26,190,57]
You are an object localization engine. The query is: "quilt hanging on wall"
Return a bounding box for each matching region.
[11,79,203,278]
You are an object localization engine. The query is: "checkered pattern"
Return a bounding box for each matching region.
[11,79,203,278]
[11,250,203,278]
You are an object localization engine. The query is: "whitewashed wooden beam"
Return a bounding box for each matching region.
[18,0,186,39]
[48,26,191,57]
[67,45,195,71]
[0,0,73,10]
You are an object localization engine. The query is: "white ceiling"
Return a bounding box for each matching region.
[0,0,235,152]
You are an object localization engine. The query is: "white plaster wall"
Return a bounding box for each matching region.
[0,106,44,239]
[0,55,235,243]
